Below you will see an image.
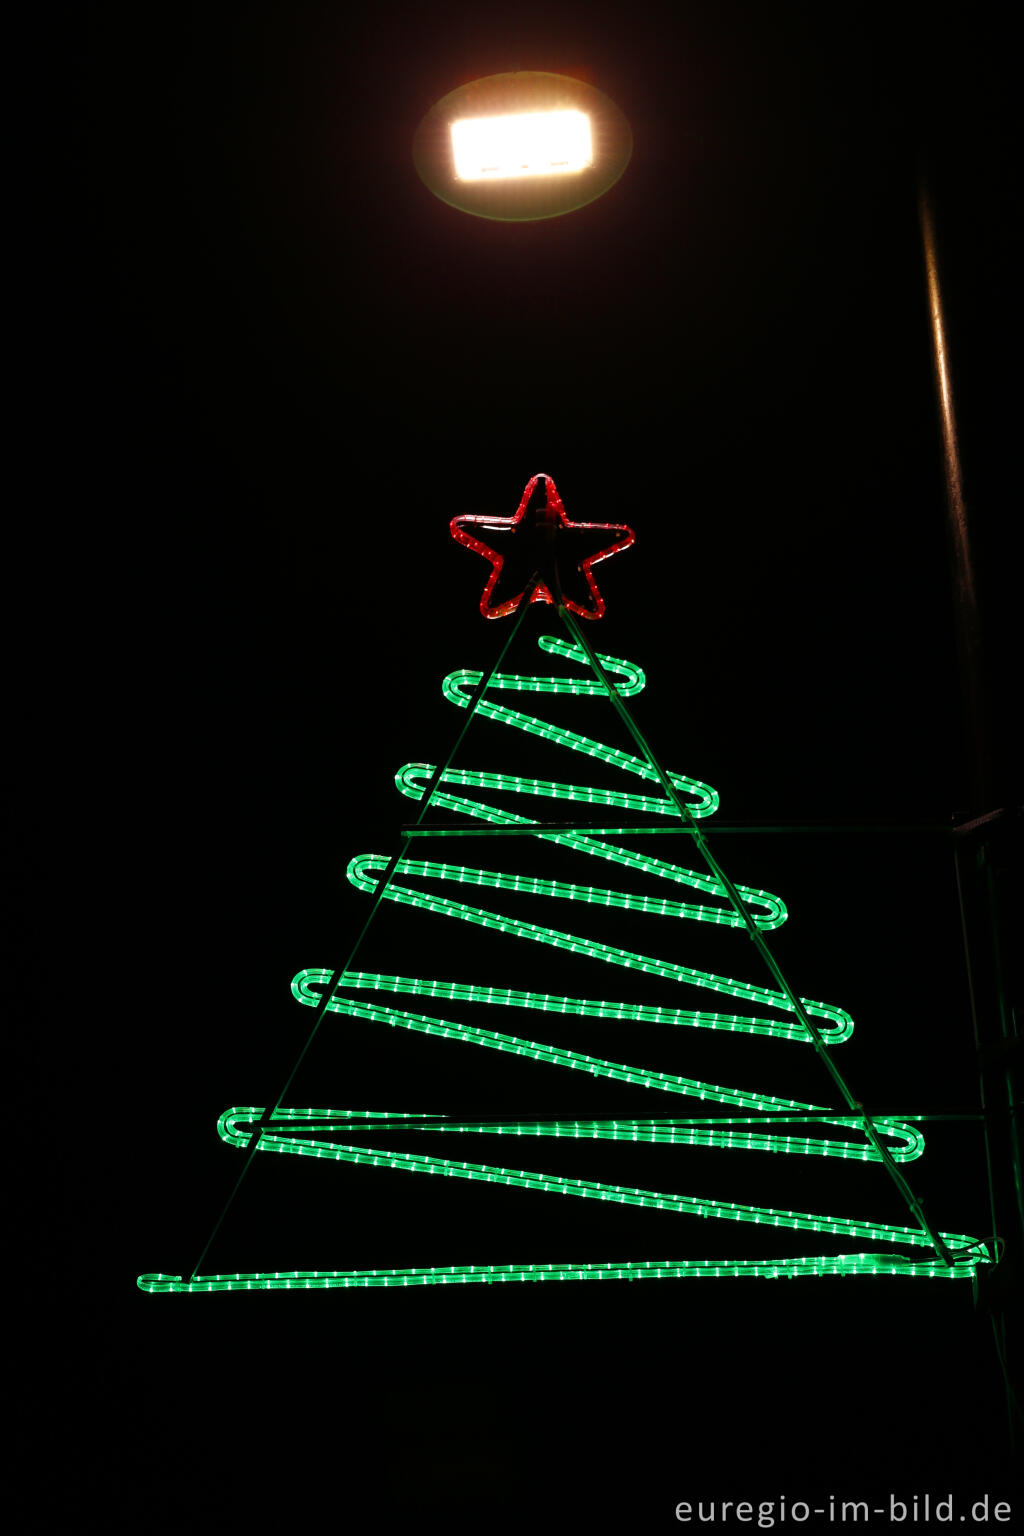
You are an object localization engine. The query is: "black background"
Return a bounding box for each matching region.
[27,1,1020,1528]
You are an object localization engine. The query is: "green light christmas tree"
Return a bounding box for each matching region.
[140,474,989,1293]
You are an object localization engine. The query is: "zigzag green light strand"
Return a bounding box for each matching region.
[143,635,987,1292]
[288,981,920,1161]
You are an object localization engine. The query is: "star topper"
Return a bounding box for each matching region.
[450,473,635,620]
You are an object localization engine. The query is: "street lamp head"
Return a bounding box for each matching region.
[413,71,632,222]
[450,108,593,182]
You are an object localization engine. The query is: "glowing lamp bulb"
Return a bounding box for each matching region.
[450,109,593,181]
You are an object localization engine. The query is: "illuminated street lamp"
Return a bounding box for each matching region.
[450,108,593,182]
[413,70,632,221]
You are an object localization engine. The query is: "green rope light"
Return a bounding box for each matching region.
[142,633,988,1292]
[287,983,919,1160]
[139,1254,979,1292]
[293,967,850,1043]
[211,1108,975,1251]
[439,638,719,820]
[392,769,786,927]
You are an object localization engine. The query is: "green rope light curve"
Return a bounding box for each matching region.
[139,1255,979,1292]
[287,983,921,1161]
[142,634,989,1292]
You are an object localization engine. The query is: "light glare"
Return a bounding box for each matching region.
[451,109,592,181]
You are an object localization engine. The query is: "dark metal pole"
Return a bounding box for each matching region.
[918,177,988,813]
[920,174,1022,1448]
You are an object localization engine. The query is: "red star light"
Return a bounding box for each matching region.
[450,473,635,620]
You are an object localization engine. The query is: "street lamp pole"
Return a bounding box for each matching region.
[917,178,988,811]
[919,172,1023,1450]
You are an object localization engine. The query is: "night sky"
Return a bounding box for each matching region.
[33,2,1020,1528]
